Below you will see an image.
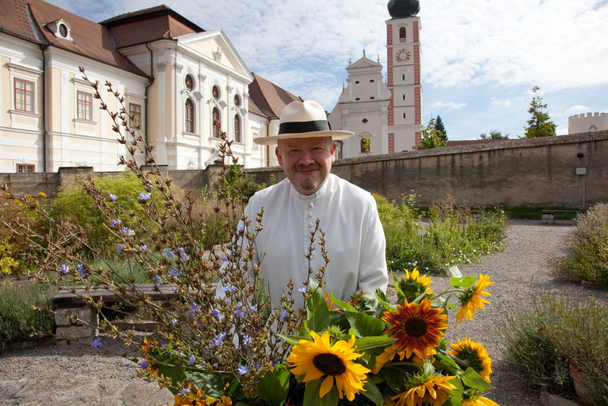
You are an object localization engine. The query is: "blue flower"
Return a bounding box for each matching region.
[237,224,245,232]
[138,191,151,202]
[190,303,201,313]
[90,337,102,349]
[111,219,122,226]
[117,244,123,255]
[171,318,178,325]
[178,387,190,396]
[77,264,88,278]
[280,310,289,321]
[177,247,191,261]
[122,226,134,236]
[243,335,252,346]
[237,365,250,375]
[188,354,195,366]
[169,268,181,279]
[298,286,308,294]
[153,275,162,285]
[212,309,221,319]
[249,304,258,312]
[139,244,147,252]
[222,285,236,292]
[209,332,225,348]
[58,264,70,274]
[162,248,174,258]
[109,194,118,202]
[221,255,228,262]
[139,359,148,370]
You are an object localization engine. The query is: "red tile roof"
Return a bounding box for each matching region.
[1,0,146,77]
[248,73,301,119]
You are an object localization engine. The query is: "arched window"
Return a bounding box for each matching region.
[212,85,219,100]
[185,98,194,133]
[399,27,406,42]
[212,107,221,138]
[185,74,194,91]
[234,115,241,143]
[234,94,240,107]
[361,137,370,153]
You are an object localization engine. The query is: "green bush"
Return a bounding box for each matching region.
[375,194,507,273]
[0,280,56,351]
[502,296,608,404]
[553,203,608,283]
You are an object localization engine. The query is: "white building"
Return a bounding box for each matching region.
[0,1,299,173]
[569,112,608,134]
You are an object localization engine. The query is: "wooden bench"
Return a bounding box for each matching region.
[542,209,586,225]
[52,283,180,340]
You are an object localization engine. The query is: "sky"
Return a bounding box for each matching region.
[48,0,608,140]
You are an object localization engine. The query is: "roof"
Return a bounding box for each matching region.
[248,73,302,119]
[0,0,146,77]
[100,5,205,48]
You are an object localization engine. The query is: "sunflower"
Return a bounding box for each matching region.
[449,338,493,382]
[462,395,500,406]
[371,344,435,374]
[388,374,457,406]
[404,268,434,293]
[287,331,370,401]
[382,298,448,359]
[456,274,494,323]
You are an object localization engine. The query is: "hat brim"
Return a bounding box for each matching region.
[253,130,354,145]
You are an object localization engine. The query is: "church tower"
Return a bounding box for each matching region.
[386,0,422,152]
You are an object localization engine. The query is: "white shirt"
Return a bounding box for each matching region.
[243,173,388,310]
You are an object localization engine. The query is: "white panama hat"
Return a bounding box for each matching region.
[253,100,354,145]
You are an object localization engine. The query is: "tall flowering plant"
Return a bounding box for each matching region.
[1,69,499,406]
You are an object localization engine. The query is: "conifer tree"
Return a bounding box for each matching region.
[418,117,447,150]
[524,86,557,138]
[434,115,447,141]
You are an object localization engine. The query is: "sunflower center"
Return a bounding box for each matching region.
[404,316,429,338]
[312,353,346,376]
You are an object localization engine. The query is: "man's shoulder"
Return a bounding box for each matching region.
[331,174,374,201]
[249,178,290,203]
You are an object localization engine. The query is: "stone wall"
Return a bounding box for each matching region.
[3,131,607,209]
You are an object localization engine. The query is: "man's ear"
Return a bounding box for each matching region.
[275,146,283,166]
[330,142,337,163]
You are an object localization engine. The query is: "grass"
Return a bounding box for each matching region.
[0,279,56,351]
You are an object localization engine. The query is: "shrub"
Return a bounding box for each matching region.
[553,203,608,283]
[0,279,56,351]
[502,296,608,404]
[375,194,507,273]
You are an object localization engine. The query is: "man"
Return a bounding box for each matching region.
[242,100,388,310]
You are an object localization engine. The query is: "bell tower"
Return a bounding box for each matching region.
[386,0,422,152]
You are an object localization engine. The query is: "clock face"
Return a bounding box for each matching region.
[396,49,411,62]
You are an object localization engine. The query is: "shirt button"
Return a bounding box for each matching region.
[308,222,314,228]
[308,202,314,208]
[308,212,314,218]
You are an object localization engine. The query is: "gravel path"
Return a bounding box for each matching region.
[2,219,607,405]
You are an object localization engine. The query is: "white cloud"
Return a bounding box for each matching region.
[430,101,467,112]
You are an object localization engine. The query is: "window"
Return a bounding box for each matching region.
[14,78,35,112]
[234,115,241,143]
[77,91,93,121]
[370,96,375,100]
[185,98,195,133]
[185,74,194,91]
[129,103,142,128]
[399,27,406,42]
[17,164,35,173]
[234,94,240,107]
[402,74,406,81]
[370,79,375,83]
[361,137,370,153]
[212,85,219,99]
[355,81,360,84]
[212,107,221,138]
[403,113,407,119]
[362,118,368,123]
[402,94,406,100]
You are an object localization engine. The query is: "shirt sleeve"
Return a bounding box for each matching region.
[357,194,389,295]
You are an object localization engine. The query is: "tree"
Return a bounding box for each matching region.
[524,86,556,138]
[479,130,509,140]
[418,117,447,150]
[434,115,447,141]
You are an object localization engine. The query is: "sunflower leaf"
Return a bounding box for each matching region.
[279,334,310,346]
[374,289,393,311]
[354,335,395,351]
[449,276,477,288]
[345,311,386,337]
[461,367,494,391]
[184,371,223,398]
[303,379,339,406]
[380,367,406,392]
[434,352,461,375]
[361,380,383,406]
[448,377,464,406]
[256,364,290,406]
[329,293,356,311]
[307,279,331,332]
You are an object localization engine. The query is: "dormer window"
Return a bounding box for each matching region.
[47,19,73,42]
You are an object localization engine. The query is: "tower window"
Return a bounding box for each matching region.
[402,74,406,81]
[234,114,241,143]
[362,118,368,123]
[355,97,360,101]
[234,94,240,107]
[355,81,360,84]
[402,94,406,100]
[399,27,406,42]
[370,79,375,83]
[370,96,375,100]
[185,74,194,91]
[212,85,220,99]
[212,107,221,138]
[403,113,407,119]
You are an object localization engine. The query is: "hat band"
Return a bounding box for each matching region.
[278,120,330,135]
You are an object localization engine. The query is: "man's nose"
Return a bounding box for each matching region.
[299,150,315,165]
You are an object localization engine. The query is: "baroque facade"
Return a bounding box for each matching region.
[0,0,299,173]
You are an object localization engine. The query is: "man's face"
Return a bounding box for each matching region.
[276,137,336,195]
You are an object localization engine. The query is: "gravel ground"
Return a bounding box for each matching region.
[2,219,607,405]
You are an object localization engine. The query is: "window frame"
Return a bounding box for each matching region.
[129,103,142,129]
[212,107,222,138]
[77,90,93,121]
[14,77,36,113]
[185,98,195,133]
[234,114,241,143]
[17,163,35,173]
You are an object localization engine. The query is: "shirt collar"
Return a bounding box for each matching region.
[292,174,332,201]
